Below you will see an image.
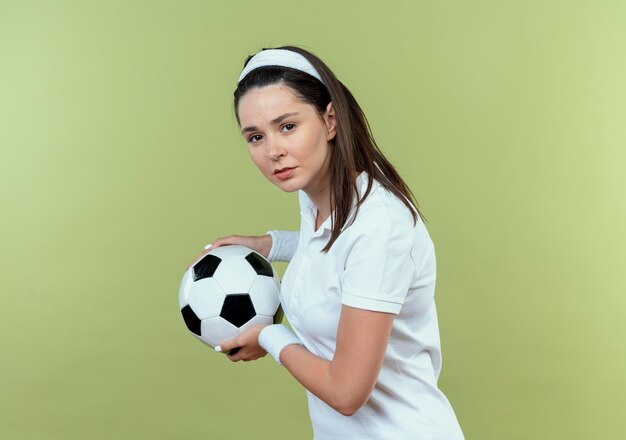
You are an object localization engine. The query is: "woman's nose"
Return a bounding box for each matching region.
[264,137,285,160]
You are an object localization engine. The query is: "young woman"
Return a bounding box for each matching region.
[190,46,464,439]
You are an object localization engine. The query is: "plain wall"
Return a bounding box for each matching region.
[1,1,625,438]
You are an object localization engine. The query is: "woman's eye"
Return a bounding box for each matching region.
[248,134,263,143]
[282,123,295,132]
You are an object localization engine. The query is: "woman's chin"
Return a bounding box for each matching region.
[274,182,300,193]
[272,177,301,193]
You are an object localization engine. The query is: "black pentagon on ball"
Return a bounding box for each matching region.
[193,254,221,281]
[181,305,201,336]
[220,294,256,328]
[245,252,273,277]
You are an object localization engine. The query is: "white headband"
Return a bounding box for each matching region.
[237,49,325,85]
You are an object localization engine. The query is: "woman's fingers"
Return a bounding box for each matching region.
[215,328,266,362]
[216,336,243,360]
[215,335,239,353]
[185,234,268,270]
[213,235,246,248]
[184,236,230,270]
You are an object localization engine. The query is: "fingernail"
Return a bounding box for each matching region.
[214,345,222,352]
[204,243,213,250]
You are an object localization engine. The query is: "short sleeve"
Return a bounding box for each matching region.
[266,230,299,262]
[340,210,415,314]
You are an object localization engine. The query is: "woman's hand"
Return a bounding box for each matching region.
[185,234,272,270]
[216,324,269,362]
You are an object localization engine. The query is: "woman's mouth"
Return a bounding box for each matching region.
[274,167,295,181]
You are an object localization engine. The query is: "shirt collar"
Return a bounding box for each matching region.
[298,171,378,235]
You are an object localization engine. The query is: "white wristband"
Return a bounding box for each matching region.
[265,231,278,262]
[258,324,303,366]
[265,230,299,262]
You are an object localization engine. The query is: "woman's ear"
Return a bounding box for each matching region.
[324,101,337,141]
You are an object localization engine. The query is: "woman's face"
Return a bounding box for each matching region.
[237,83,336,195]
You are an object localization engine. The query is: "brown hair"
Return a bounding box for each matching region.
[234,45,426,252]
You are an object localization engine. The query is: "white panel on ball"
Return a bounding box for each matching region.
[212,258,257,293]
[201,316,239,347]
[188,278,226,319]
[248,276,281,316]
[239,314,274,334]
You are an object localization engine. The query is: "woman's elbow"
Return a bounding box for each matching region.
[336,404,361,417]
[332,393,369,417]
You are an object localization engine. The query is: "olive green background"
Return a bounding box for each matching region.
[1,1,625,439]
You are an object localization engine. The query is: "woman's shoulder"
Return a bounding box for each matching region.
[353,177,418,230]
[354,180,435,265]
[359,175,419,220]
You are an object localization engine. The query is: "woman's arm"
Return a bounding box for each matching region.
[280,305,394,416]
[222,305,395,416]
[185,230,300,270]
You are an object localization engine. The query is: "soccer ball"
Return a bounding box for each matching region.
[178,245,283,348]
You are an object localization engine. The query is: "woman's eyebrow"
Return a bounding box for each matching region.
[241,112,299,134]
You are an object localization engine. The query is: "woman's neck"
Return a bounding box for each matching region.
[305,181,331,231]
[306,170,362,231]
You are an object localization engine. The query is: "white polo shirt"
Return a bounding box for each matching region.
[267,172,464,440]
